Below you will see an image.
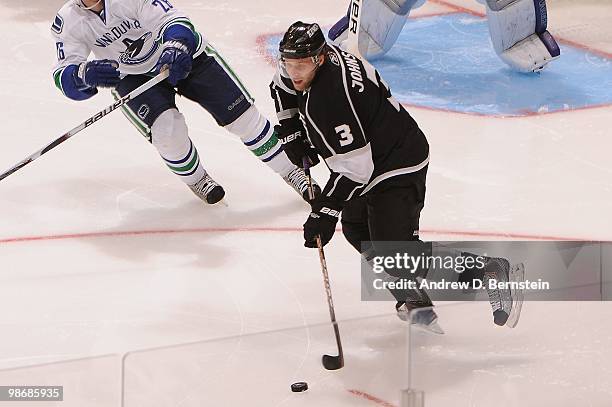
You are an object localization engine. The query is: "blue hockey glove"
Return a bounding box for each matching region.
[155,40,192,86]
[75,59,120,89]
[303,197,342,248]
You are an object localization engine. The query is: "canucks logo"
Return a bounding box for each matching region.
[51,14,64,34]
[119,32,159,65]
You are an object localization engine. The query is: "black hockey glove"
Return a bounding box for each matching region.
[155,40,192,86]
[303,197,342,248]
[275,125,320,168]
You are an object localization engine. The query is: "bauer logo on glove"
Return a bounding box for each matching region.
[303,199,343,248]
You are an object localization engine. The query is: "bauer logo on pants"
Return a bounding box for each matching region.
[138,104,150,120]
[227,94,245,111]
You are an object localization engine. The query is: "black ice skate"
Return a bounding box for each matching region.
[483,257,525,328]
[396,301,445,335]
[188,173,225,204]
[284,167,321,202]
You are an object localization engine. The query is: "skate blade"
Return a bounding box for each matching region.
[398,307,445,334]
[409,317,445,335]
[421,319,445,335]
[212,198,229,207]
[505,262,525,328]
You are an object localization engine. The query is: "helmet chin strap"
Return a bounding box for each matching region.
[79,0,103,10]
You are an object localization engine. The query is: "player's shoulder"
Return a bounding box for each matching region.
[51,1,85,37]
[327,44,364,73]
[107,0,144,13]
[316,46,348,89]
[324,44,379,91]
[324,45,344,64]
[322,45,356,82]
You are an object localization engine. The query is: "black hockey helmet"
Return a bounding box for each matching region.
[279,21,326,60]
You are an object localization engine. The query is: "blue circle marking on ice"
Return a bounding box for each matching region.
[264,13,612,117]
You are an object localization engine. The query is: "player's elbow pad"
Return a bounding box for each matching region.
[162,24,197,54]
[55,65,98,101]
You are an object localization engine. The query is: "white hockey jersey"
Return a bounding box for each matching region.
[51,0,206,83]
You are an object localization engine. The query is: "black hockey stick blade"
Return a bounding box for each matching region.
[322,354,344,370]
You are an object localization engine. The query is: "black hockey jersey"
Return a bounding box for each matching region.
[270,44,429,202]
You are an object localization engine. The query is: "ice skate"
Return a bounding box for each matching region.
[396,301,445,335]
[188,173,225,204]
[483,258,525,328]
[283,167,321,202]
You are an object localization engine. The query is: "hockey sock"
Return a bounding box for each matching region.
[151,109,207,185]
[225,105,296,176]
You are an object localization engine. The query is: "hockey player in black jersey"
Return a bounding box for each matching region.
[271,22,430,243]
[270,22,525,331]
[270,20,434,325]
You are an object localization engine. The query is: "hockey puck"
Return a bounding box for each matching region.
[291,382,308,392]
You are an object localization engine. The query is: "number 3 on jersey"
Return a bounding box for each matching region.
[335,124,354,147]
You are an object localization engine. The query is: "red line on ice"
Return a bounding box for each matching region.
[0,227,594,246]
[403,100,612,118]
[428,0,485,17]
[348,389,397,407]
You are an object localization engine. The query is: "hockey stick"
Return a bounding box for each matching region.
[0,69,169,182]
[303,157,344,370]
[347,0,364,57]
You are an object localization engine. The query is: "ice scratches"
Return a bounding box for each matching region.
[114,185,170,220]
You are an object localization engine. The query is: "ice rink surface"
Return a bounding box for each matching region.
[0,0,611,406]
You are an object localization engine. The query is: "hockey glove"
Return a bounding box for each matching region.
[75,59,120,89]
[275,125,320,168]
[303,197,342,248]
[155,40,192,86]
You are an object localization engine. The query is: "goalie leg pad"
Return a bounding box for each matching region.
[151,108,207,185]
[485,0,516,12]
[383,0,427,15]
[487,0,548,31]
[330,0,426,59]
[486,0,560,72]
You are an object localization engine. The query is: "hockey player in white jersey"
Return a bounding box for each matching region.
[50,0,320,204]
[330,0,560,73]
